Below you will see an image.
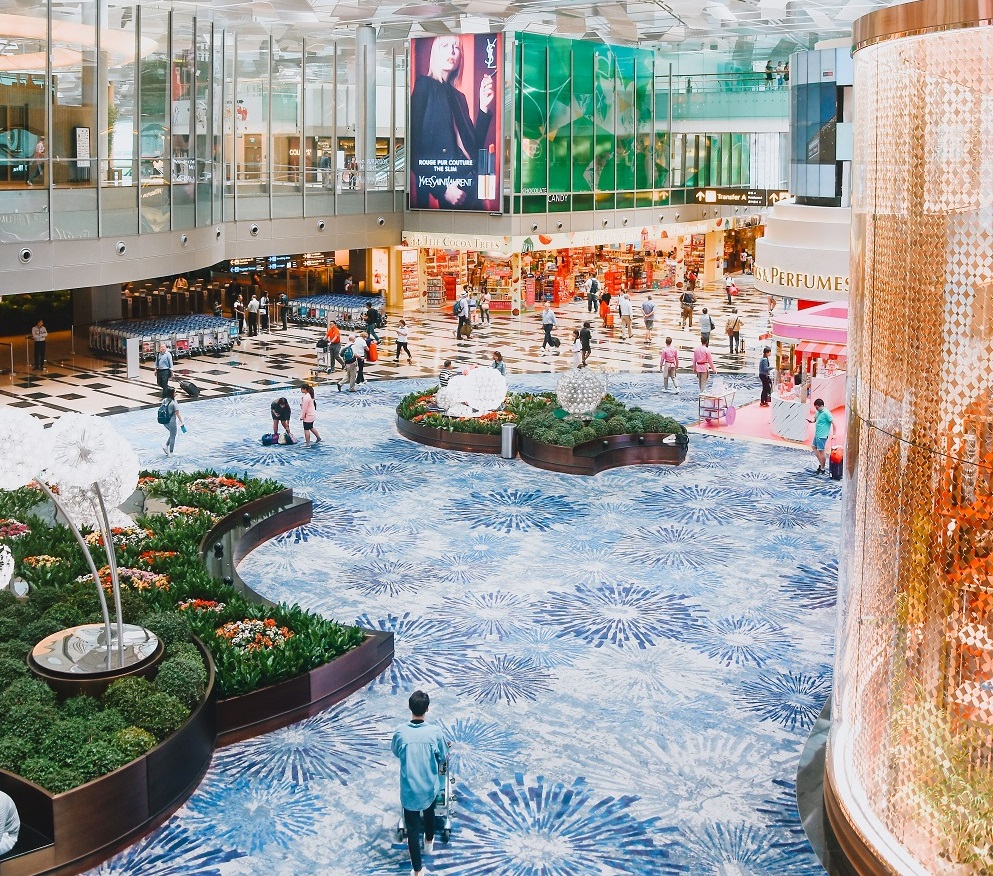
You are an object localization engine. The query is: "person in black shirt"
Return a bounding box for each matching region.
[580,321,593,367]
[365,302,381,343]
[270,397,294,443]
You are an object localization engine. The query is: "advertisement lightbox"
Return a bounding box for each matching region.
[408,33,503,212]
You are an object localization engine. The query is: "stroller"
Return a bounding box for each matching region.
[395,754,454,845]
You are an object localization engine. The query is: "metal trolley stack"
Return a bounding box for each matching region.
[288,293,385,331]
[89,316,239,361]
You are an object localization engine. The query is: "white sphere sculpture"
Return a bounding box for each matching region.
[438,368,507,415]
[557,368,608,417]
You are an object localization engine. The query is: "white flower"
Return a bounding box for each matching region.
[0,408,48,490]
[45,413,121,489]
[0,545,13,591]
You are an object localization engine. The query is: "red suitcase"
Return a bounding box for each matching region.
[366,340,378,363]
[604,312,615,328]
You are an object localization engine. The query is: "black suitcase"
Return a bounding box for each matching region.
[179,379,200,399]
[829,458,843,480]
[550,335,561,348]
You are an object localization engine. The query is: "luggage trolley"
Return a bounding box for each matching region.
[395,747,454,845]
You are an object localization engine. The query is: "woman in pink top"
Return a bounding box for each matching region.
[299,385,322,446]
[692,337,716,393]
[659,336,680,394]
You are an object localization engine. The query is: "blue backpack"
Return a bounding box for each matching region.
[342,345,356,364]
[156,400,173,424]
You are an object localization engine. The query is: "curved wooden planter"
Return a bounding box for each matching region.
[0,639,217,876]
[518,431,689,475]
[1,490,394,876]
[396,415,505,454]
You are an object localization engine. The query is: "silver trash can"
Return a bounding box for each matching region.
[500,422,517,459]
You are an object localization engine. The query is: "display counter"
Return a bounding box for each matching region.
[771,393,808,442]
[810,371,846,411]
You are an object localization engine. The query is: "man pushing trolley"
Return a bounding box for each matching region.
[392,690,450,876]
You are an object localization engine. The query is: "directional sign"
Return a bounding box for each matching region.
[691,188,791,207]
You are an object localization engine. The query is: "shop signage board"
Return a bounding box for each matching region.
[691,188,790,206]
[408,33,503,213]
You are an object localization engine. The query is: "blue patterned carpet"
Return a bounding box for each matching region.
[87,374,838,876]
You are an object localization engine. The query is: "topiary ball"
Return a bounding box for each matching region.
[112,726,157,760]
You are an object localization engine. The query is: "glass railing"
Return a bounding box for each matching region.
[659,73,790,120]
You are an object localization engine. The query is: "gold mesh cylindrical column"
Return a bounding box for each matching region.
[830,3,993,873]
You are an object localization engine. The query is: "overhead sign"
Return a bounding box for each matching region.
[692,188,791,207]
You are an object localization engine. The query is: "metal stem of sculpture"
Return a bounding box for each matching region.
[93,484,126,664]
[33,480,115,670]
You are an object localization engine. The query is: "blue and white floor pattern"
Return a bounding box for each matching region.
[89,373,840,876]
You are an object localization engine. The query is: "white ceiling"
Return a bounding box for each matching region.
[250,0,896,50]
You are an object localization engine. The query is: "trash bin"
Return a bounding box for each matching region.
[829,445,844,480]
[501,423,517,459]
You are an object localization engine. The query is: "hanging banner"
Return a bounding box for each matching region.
[408,33,503,212]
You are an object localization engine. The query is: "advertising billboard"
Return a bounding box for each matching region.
[408,33,503,212]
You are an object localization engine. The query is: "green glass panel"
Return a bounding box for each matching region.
[517,36,548,195]
[593,47,614,193]
[616,191,634,209]
[613,47,635,192]
[522,195,546,213]
[546,36,571,195]
[571,39,596,192]
[572,192,594,211]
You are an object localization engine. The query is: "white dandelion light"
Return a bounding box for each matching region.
[0,408,48,490]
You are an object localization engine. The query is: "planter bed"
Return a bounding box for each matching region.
[0,638,217,876]
[0,484,394,876]
[518,432,689,475]
[396,415,505,454]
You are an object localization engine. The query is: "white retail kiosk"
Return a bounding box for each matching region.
[769,302,848,442]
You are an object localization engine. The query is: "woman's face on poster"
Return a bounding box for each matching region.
[430,36,462,80]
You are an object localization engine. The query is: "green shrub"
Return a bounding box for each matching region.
[0,677,57,712]
[41,603,88,629]
[0,618,22,641]
[137,693,189,741]
[24,616,66,643]
[558,433,577,448]
[103,677,155,722]
[574,426,596,444]
[141,611,192,648]
[155,659,204,708]
[38,719,93,766]
[113,727,157,760]
[60,696,101,720]
[7,704,59,747]
[0,641,30,663]
[74,740,131,782]
[88,708,127,735]
[0,736,35,772]
[606,416,628,435]
[0,656,29,691]
[166,641,200,661]
[590,419,609,438]
[19,757,83,794]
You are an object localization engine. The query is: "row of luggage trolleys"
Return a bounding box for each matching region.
[89,318,239,361]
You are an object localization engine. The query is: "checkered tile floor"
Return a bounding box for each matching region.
[0,275,770,421]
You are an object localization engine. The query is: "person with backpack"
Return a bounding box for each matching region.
[698,307,715,345]
[587,276,599,313]
[158,387,185,456]
[365,302,381,343]
[454,291,471,339]
[641,295,656,345]
[337,334,363,392]
[679,288,696,330]
[725,308,743,354]
[154,342,173,398]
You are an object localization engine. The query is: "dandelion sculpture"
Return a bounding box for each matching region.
[557,367,609,419]
[439,368,508,418]
[0,409,144,671]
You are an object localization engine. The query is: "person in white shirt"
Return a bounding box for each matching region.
[618,292,633,340]
[246,294,260,336]
[31,319,47,370]
[353,333,369,384]
[259,292,270,332]
[338,334,365,392]
[0,791,19,855]
[394,319,413,364]
[154,342,173,397]
[570,329,582,368]
[480,291,491,325]
[540,303,558,352]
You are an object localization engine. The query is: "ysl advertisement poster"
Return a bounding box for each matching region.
[408,32,503,212]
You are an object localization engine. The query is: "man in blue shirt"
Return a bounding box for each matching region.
[392,690,447,876]
[808,397,836,474]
